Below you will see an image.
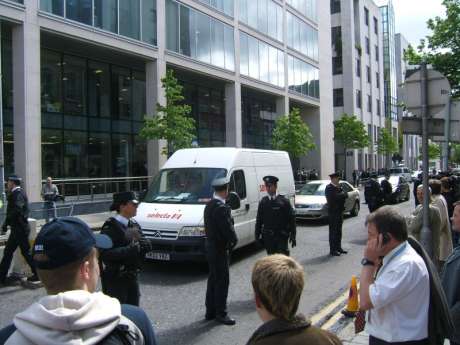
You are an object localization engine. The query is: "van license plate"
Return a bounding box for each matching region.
[146,252,170,261]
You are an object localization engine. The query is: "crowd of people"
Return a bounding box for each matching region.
[0,167,460,344]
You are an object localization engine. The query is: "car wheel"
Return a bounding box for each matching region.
[350,201,360,217]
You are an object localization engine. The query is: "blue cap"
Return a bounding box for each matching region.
[33,217,112,270]
[263,176,279,184]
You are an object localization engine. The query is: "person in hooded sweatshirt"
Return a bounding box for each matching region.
[0,217,157,345]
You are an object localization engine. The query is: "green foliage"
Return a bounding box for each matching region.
[140,69,196,156]
[451,143,460,164]
[333,114,369,150]
[377,128,398,155]
[419,142,441,160]
[404,0,460,96]
[272,108,316,158]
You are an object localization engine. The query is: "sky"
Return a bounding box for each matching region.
[375,0,446,47]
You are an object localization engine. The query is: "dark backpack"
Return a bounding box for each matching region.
[99,322,142,345]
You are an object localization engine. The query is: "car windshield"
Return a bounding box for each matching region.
[143,168,227,204]
[298,183,325,196]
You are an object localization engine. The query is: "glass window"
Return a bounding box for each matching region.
[288,56,294,90]
[64,131,88,178]
[333,88,343,107]
[224,26,235,71]
[268,46,278,86]
[287,12,318,60]
[364,7,369,26]
[278,50,285,88]
[112,134,131,177]
[196,12,211,64]
[94,0,117,33]
[229,170,247,199]
[356,58,361,77]
[248,35,259,79]
[66,0,92,25]
[142,0,157,45]
[330,0,340,14]
[239,0,248,23]
[63,55,87,116]
[356,90,362,108]
[240,33,249,76]
[211,20,225,68]
[179,5,191,56]
[88,132,111,178]
[257,0,267,35]
[40,0,64,16]
[247,0,258,29]
[42,129,63,178]
[332,56,342,75]
[374,17,378,34]
[267,1,277,40]
[259,41,269,83]
[119,0,140,40]
[88,61,110,118]
[112,67,132,119]
[276,6,283,42]
[132,71,146,121]
[288,55,318,98]
[41,50,62,114]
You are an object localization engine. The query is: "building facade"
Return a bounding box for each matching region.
[379,0,399,159]
[395,33,420,169]
[330,0,386,179]
[0,0,334,202]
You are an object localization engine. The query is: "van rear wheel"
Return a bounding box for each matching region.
[350,201,360,217]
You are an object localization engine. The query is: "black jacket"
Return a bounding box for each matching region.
[4,188,29,228]
[204,198,238,250]
[255,195,296,239]
[100,218,145,276]
[325,183,348,214]
[381,179,393,201]
[365,179,383,205]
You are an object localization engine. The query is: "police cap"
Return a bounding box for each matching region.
[7,175,22,184]
[211,177,230,189]
[329,172,340,178]
[263,176,279,184]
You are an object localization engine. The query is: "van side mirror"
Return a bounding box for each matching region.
[226,192,241,210]
[138,190,147,201]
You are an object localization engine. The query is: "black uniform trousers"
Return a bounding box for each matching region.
[263,234,289,256]
[367,200,381,213]
[328,212,343,253]
[0,225,36,281]
[102,274,140,306]
[205,243,229,317]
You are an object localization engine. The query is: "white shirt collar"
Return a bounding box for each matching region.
[12,186,21,192]
[268,193,278,200]
[213,193,226,203]
[382,241,407,266]
[114,214,130,227]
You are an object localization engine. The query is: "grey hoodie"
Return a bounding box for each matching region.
[6,290,129,345]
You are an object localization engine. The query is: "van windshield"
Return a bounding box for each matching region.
[143,168,227,204]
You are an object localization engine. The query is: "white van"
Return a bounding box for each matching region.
[134,147,295,262]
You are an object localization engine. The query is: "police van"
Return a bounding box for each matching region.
[134,147,295,262]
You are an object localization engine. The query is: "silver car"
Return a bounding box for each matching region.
[295,180,360,220]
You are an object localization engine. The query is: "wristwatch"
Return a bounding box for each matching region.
[361,258,375,266]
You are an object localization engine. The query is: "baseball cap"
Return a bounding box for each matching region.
[33,217,112,270]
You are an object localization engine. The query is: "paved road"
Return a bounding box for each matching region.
[0,194,415,345]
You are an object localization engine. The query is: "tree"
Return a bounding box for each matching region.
[377,128,398,157]
[272,108,316,160]
[450,143,460,164]
[419,142,441,160]
[404,0,460,96]
[333,114,369,178]
[140,69,196,156]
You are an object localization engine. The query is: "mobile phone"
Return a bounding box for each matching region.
[382,232,390,245]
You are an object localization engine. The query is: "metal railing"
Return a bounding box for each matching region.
[44,176,152,201]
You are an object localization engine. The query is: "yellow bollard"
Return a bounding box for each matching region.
[342,275,359,317]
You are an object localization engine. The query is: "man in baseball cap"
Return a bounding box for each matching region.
[0,217,157,345]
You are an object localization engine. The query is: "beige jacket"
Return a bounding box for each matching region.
[432,195,453,261]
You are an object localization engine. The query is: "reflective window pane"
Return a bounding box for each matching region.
[142,0,157,45]
[42,129,62,178]
[248,35,259,79]
[112,67,132,119]
[166,0,180,51]
[119,0,140,40]
[287,54,319,98]
[41,50,62,114]
[94,0,117,33]
[240,33,249,76]
[259,41,269,83]
[40,0,64,16]
[196,12,211,64]
[88,61,110,118]
[63,55,87,115]
[257,0,267,35]
[224,26,235,71]
[66,0,92,25]
[132,71,146,121]
[64,131,88,178]
[211,20,225,68]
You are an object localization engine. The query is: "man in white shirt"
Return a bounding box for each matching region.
[360,206,430,345]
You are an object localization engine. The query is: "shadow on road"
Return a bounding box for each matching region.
[299,254,331,267]
[157,318,220,345]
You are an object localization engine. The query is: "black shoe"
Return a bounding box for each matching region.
[0,276,21,287]
[215,315,236,325]
[205,314,215,321]
[330,251,341,256]
[338,249,348,254]
[26,274,40,283]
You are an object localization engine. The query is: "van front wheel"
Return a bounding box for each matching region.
[350,201,360,217]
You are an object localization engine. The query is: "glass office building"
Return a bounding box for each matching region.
[0,0,331,201]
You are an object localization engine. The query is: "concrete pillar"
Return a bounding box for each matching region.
[225,82,242,147]
[12,3,41,202]
[146,0,167,178]
[276,96,289,117]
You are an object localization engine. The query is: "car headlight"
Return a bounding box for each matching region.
[180,226,206,237]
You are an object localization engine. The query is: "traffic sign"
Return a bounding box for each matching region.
[402,69,451,117]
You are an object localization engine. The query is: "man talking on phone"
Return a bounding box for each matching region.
[359,206,430,345]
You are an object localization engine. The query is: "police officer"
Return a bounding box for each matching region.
[0,175,39,286]
[255,176,296,256]
[204,177,238,325]
[365,173,383,212]
[100,191,152,306]
[381,173,393,206]
[325,172,349,256]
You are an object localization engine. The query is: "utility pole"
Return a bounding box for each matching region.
[0,26,6,223]
[442,96,452,171]
[420,62,432,257]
